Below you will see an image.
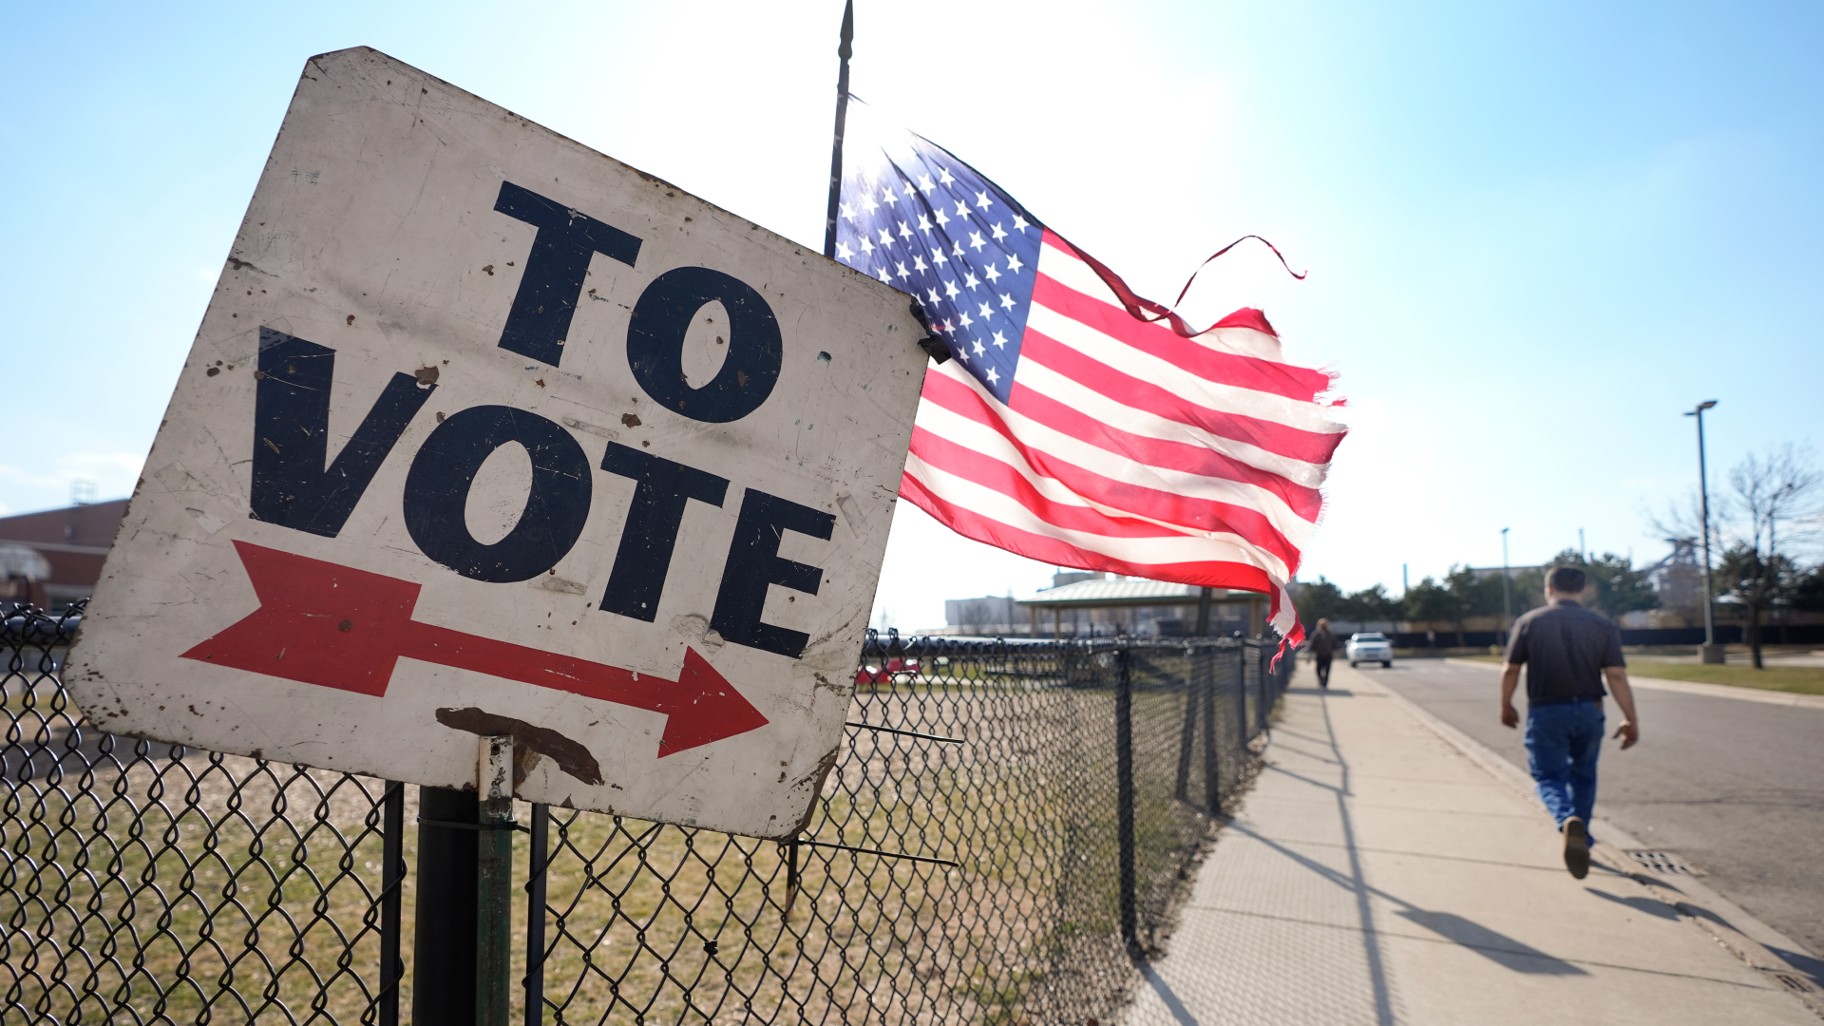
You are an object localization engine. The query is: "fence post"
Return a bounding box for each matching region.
[1115,642,1138,951]
[1200,647,1220,817]
[1235,646,1250,751]
[477,736,515,1026]
[1172,647,1197,802]
[378,781,406,1026]
[413,786,479,1024]
[525,804,549,1026]
[1257,644,1268,733]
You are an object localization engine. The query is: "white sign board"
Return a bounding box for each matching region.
[67,48,929,838]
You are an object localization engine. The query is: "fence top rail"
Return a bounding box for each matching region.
[1,602,81,643]
[861,630,1272,658]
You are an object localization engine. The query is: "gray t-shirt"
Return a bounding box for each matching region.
[1505,600,1625,703]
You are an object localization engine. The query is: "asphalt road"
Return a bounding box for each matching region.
[1362,657,1824,964]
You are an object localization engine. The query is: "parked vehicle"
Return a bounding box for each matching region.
[854,655,921,687]
[1346,632,1393,668]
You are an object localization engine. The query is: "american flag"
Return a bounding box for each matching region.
[833,100,1345,642]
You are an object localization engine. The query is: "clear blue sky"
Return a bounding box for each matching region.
[4,0,1819,629]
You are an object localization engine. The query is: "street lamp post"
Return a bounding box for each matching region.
[1686,400,1724,664]
[1500,527,1512,644]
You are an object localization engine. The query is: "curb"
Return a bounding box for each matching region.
[1363,670,1824,1021]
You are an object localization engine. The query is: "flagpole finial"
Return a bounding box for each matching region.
[839,0,854,60]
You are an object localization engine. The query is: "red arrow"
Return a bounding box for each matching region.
[181,540,768,758]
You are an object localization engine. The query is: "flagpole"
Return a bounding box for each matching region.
[822,0,854,259]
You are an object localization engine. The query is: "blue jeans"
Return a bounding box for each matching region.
[1525,701,1604,839]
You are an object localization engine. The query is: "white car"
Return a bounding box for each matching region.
[1347,632,1393,668]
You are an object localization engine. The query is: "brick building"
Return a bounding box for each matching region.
[0,499,128,611]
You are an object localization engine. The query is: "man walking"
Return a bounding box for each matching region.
[1309,618,1338,689]
[1499,566,1640,879]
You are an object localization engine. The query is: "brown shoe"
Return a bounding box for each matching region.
[1562,817,1590,879]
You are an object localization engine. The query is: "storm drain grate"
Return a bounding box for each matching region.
[1625,849,1705,876]
[1770,972,1818,996]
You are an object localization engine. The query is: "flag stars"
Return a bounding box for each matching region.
[841,139,1145,410]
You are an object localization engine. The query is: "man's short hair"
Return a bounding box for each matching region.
[1548,565,1587,594]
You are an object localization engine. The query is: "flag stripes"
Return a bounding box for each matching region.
[912,368,1301,576]
[833,99,1344,641]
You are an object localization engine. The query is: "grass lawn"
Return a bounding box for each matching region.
[1623,660,1824,696]
[1455,653,1824,695]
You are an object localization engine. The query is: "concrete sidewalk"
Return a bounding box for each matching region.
[1122,661,1821,1026]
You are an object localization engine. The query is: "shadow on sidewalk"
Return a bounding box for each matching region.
[1137,960,1201,1026]
[1132,688,1591,1026]
[1667,900,1824,992]
[1309,693,1580,972]
[1585,888,1683,921]
[1765,945,1824,992]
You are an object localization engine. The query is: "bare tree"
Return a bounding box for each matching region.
[1644,495,1711,628]
[1722,445,1821,668]
[1645,492,1709,569]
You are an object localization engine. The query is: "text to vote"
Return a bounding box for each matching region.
[246,181,831,659]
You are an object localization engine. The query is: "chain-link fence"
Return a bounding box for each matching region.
[3,602,1289,1025]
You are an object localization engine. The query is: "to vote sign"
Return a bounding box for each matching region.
[68,48,929,838]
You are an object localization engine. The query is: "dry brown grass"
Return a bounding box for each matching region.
[3,672,1222,1025]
